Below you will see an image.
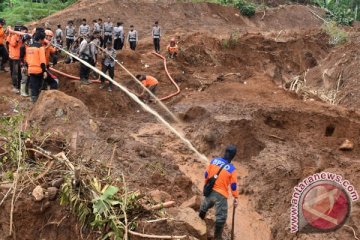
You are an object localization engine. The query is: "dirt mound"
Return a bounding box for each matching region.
[26,90,97,144]
[177,99,360,240]
[178,31,330,86]
[305,37,360,110]
[251,5,325,32]
[0,192,81,240]
[30,1,324,36]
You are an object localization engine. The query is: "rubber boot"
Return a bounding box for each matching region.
[20,83,29,97]
[31,96,38,103]
[199,211,206,220]
[81,79,91,85]
[214,224,224,240]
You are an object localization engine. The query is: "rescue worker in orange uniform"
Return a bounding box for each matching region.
[9,26,28,93]
[19,34,32,97]
[26,29,47,102]
[167,38,179,59]
[136,74,159,102]
[0,18,9,71]
[199,145,239,240]
[42,30,59,89]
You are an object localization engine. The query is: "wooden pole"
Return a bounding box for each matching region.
[231,204,236,240]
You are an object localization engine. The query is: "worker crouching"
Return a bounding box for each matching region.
[167,38,179,59]
[136,74,159,103]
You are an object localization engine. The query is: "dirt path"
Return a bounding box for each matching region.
[132,122,271,240]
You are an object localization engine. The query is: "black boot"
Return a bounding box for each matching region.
[199,210,206,220]
[214,224,224,240]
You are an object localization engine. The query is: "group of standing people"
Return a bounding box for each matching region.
[0,18,59,102]
[0,17,178,100]
[55,18,178,55]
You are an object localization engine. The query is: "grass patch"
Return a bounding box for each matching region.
[0,0,76,26]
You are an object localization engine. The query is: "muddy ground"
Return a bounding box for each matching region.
[1,1,360,240]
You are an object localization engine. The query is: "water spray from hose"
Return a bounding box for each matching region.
[52,43,209,163]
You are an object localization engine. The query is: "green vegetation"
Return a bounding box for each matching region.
[323,21,348,44]
[60,177,140,239]
[313,0,360,25]
[0,0,76,26]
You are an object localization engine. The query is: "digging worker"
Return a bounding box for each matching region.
[152,21,161,53]
[199,145,239,240]
[79,35,94,85]
[100,41,116,92]
[167,38,179,59]
[26,28,47,102]
[0,18,9,72]
[136,74,158,102]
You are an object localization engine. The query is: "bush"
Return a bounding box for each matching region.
[323,21,348,45]
[330,6,354,26]
[234,0,256,17]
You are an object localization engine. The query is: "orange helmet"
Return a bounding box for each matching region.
[45,29,54,37]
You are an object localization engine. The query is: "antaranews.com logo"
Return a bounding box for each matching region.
[290,172,359,233]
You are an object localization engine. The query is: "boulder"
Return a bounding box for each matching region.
[339,139,354,151]
[176,207,207,240]
[32,185,44,202]
[180,195,202,210]
[51,178,64,188]
[47,187,58,201]
[27,90,96,144]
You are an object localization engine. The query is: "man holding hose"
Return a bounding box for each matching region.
[199,145,239,240]
[100,41,116,92]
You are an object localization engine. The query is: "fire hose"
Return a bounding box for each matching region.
[8,26,181,101]
[50,52,180,101]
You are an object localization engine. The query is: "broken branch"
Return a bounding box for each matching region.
[129,230,186,239]
[148,201,176,211]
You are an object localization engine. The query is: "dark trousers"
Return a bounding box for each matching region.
[29,73,43,101]
[200,191,228,226]
[80,58,91,80]
[43,70,59,90]
[153,38,160,52]
[129,41,136,51]
[100,64,114,87]
[0,44,9,68]
[143,85,157,101]
[66,38,74,50]
[9,59,14,78]
[103,35,112,47]
[114,38,123,50]
[11,59,21,89]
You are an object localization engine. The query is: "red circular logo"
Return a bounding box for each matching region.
[301,183,350,231]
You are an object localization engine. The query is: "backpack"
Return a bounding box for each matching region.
[203,163,228,197]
